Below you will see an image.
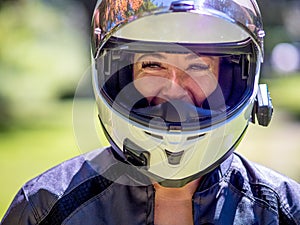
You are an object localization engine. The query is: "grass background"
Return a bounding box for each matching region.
[0,102,79,217]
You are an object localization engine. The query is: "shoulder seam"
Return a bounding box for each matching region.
[38,174,113,225]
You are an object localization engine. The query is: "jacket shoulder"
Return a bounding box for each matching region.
[231,153,300,224]
[1,148,109,225]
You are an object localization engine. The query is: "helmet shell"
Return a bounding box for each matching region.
[91,0,265,187]
[91,0,265,59]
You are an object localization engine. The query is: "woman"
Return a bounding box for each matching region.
[2,0,300,224]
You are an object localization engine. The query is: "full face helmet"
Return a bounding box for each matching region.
[91,0,273,187]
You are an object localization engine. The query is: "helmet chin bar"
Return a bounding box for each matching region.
[142,125,247,188]
[98,114,248,188]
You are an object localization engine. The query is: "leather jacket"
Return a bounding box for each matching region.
[1,147,300,225]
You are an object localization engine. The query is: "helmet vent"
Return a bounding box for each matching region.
[170,1,195,12]
[144,131,163,140]
[186,133,206,141]
[165,150,184,165]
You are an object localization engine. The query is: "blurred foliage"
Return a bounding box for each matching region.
[0,1,88,129]
[260,1,300,120]
[267,74,300,120]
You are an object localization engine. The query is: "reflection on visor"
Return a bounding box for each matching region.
[132,100,217,122]
[96,41,255,130]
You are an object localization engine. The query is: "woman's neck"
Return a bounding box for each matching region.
[153,178,201,225]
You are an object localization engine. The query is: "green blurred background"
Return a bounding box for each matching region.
[1,0,300,219]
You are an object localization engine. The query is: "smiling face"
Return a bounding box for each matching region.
[133,52,220,107]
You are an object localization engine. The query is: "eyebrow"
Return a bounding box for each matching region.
[136,52,215,62]
[136,53,167,61]
[185,54,214,61]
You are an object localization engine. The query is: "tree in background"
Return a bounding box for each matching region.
[0,0,89,129]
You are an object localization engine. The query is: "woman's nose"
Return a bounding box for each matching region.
[168,66,185,83]
[160,67,189,100]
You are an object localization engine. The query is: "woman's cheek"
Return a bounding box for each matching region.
[189,74,218,104]
[134,75,164,99]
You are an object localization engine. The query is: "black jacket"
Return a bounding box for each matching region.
[2,147,300,225]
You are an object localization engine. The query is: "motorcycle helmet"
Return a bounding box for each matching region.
[91,0,272,187]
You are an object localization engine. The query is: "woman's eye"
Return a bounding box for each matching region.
[188,63,210,71]
[141,61,164,70]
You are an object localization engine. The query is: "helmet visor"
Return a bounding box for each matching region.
[94,38,255,130]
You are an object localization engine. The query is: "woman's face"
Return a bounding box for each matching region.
[133,52,220,107]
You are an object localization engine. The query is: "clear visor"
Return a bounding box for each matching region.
[95,38,256,130]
